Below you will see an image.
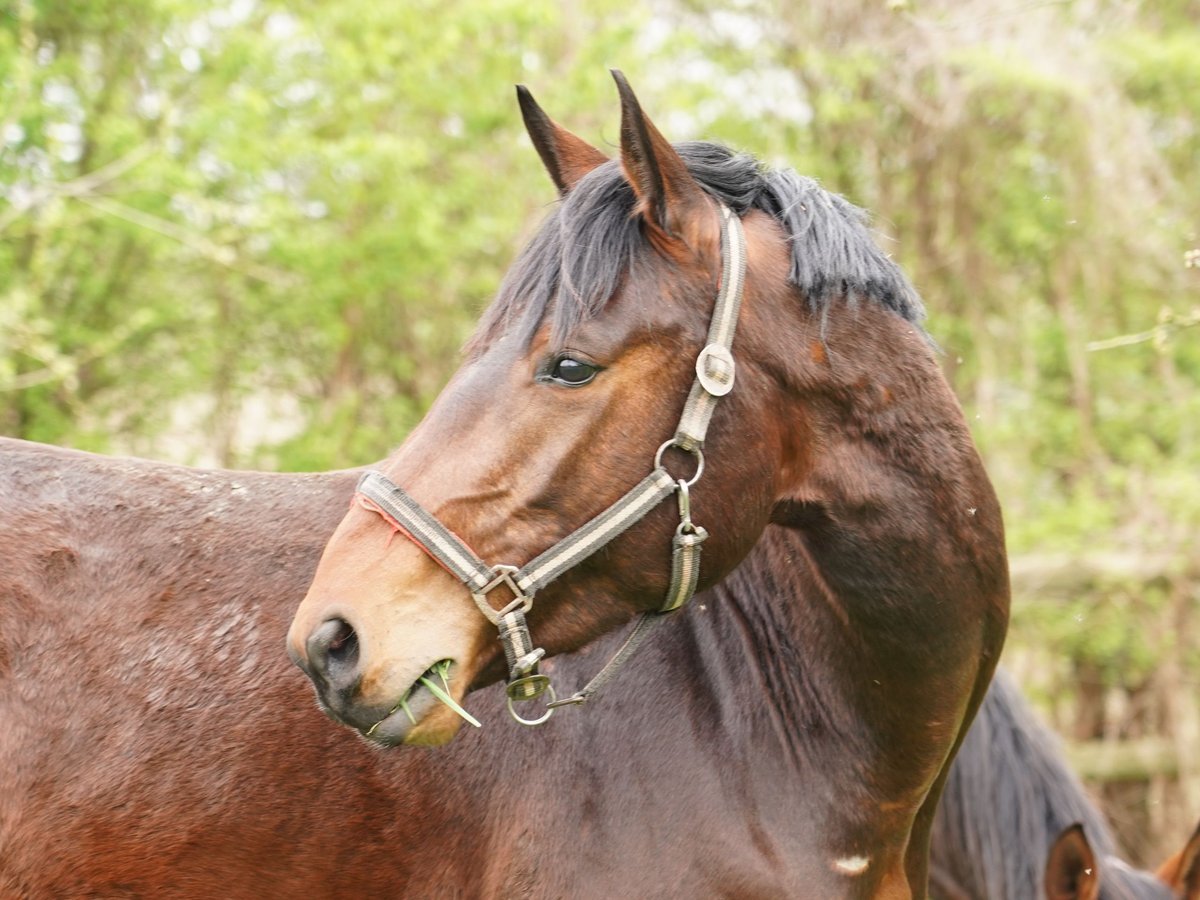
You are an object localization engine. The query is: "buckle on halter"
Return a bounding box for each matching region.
[471,565,533,624]
[695,343,736,397]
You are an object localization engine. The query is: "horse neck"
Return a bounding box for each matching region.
[675,297,1012,828]
[790,312,1004,593]
[670,515,957,736]
[763,301,1009,679]
[685,526,871,758]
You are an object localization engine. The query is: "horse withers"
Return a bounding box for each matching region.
[288,72,1010,896]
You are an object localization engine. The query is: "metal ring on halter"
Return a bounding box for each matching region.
[654,439,705,487]
[506,675,557,726]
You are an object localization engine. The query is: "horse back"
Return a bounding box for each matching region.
[0,439,371,897]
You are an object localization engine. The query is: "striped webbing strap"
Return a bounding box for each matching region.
[356,466,677,613]
[355,472,493,594]
[674,203,746,450]
[354,201,746,717]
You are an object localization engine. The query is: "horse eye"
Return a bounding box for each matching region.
[549,357,598,386]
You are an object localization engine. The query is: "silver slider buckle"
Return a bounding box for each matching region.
[695,343,735,396]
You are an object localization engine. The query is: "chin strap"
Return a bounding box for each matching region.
[354,201,746,724]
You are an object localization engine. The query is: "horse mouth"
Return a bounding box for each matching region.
[361,659,479,747]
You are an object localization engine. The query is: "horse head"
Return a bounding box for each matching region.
[287,72,813,744]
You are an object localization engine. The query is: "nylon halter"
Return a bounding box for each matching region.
[355,202,747,725]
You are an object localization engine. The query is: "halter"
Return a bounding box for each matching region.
[355,202,746,725]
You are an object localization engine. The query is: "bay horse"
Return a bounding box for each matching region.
[287,72,1009,896]
[1,74,1008,897]
[932,668,1200,900]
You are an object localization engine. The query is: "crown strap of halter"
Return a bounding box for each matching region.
[354,201,746,725]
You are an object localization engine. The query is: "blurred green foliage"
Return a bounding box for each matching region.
[3,1,1199,723]
[1,0,644,464]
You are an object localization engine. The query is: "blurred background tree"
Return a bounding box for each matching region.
[3,0,1197,865]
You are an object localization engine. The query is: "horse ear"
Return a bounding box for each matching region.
[516,85,608,196]
[611,69,711,247]
[1045,824,1100,900]
[1158,817,1200,899]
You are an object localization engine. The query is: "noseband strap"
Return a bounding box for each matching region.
[355,202,746,724]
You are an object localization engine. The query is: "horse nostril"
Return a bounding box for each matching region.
[327,621,354,655]
[306,617,360,689]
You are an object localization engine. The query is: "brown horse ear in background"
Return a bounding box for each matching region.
[1045,824,1100,900]
[1158,817,1200,899]
[516,85,608,196]
[611,69,713,252]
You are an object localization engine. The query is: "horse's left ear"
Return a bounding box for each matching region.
[611,69,712,250]
[1158,817,1200,899]
[1044,824,1100,900]
[517,85,609,196]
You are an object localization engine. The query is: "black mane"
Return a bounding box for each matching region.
[933,669,1170,900]
[470,141,924,352]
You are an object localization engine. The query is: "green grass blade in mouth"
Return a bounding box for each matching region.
[419,667,481,728]
[366,694,415,737]
[397,694,416,724]
[366,661,481,735]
